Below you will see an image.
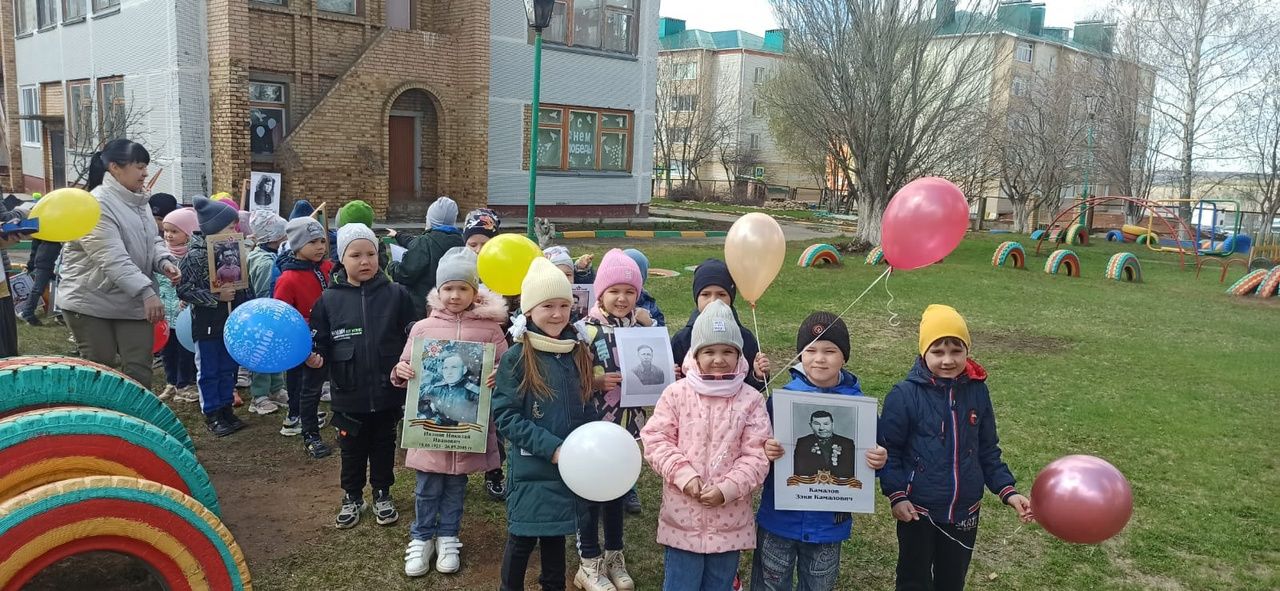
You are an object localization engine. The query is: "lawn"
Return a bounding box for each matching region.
[13,232,1280,590]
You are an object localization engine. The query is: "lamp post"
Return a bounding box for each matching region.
[1080,94,1102,228]
[525,0,554,240]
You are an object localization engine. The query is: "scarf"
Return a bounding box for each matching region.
[682,353,749,398]
[587,305,638,328]
[168,237,189,258]
[509,314,580,354]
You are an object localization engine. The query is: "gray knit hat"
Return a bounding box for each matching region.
[690,300,743,354]
[336,222,378,259]
[285,217,326,252]
[193,196,239,236]
[426,196,458,229]
[436,246,479,288]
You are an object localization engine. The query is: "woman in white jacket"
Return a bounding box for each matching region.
[58,139,180,389]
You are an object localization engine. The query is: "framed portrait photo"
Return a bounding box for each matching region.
[401,338,497,453]
[613,326,676,408]
[206,232,249,292]
[771,389,879,514]
[248,171,282,215]
[571,284,594,320]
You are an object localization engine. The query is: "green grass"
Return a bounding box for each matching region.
[651,198,833,223]
[15,234,1280,590]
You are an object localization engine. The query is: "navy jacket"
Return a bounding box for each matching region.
[878,358,1019,524]
[636,289,665,327]
[757,367,864,543]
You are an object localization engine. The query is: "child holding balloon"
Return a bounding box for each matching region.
[158,207,199,402]
[640,300,772,591]
[275,217,335,458]
[878,305,1033,591]
[491,256,595,591]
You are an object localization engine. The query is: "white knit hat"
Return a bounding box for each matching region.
[336,222,378,259]
[521,256,572,313]
[690,300,743,354]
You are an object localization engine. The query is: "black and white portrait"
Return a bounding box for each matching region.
[248,171,282,215]
[771,390,878,514]
[401,338,497,453]
[614,326,676,407]
[792,404,857,479]
[571,284,594,321]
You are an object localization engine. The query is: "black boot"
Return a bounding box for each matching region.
[221,405,247,432]
[205,411,235,438]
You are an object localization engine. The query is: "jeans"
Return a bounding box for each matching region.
[286,364,324,433]
[663,546,740,591]
[576,497,625,559]
[894,514,979,591]
[749,526,842,591]
[335,408,401,498]
[411,471,467,541]
[194,338,238,415]
[501,534,566,591]
[249,371,285,399]
[161,329,196,388]
[64,311,154,391]
[17,267,51,317]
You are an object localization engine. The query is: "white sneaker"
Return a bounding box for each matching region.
[268,388,289,406]
[174,386,200,403]
[435,536,462,574]
[280,416,301,436]
[248,397,280,415]
[320,381,332,402]
[405,539,434,577]
[158,385,177,401]
[574,557,617,591]
[236,368,251,388]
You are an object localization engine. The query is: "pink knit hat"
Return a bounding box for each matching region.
[162,207,200,239]
[593,248,643,297]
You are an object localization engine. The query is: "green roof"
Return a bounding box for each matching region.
[937,10,1103,56]
[659,28,784,54]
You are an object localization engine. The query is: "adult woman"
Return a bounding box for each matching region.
[58,139,180,388]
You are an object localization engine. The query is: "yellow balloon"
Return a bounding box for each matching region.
[478,233,543,296]
[724,213,786,306]
[30,187,101,242]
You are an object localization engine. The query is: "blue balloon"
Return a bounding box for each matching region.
[223,299,312,373]
[176,307,196,353]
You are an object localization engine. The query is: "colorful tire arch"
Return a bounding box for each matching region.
[991,241,1026,269]
[1226,269,1268,296]
[1105,252,1143,283]
[1253,266,1280,298]
[865,246,886,266]
[1066,224,1089,245]
[1105,230,1124,242]
[798,244,843,267]
[1044,250,1082,277]
[0,476,251,591]
[0,408,219,515]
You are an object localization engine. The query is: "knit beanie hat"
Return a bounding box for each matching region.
[426,196,458,229]
[797,311,850,361]
[337,199,375,228]
[336,222,378,259]
[436,246,479,289]
[148,193,178,218]
[543,246,574,270]
[692,259,736,304]
[690,300,744,354]
[918,304,971,356]
[285,217,326,252]
[162,207,199,238]
[623,249,649,284]
[249,210,288,244]
[288,199,315,220]
[520,257,572,313]
[593,248,643,297]
[215,195,239,211]
[193,196,239,236]
[463,208,500,240]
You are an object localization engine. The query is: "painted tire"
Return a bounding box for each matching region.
[0,358,192,452]
[865,246,885,266]
[1135,234,1159,245]
[1255,266,1280,298]
[1105,230,1124,242]
[798,244,843,267]
[1030,229,1046,241]
[1066,224,1089,245]
[0,476,251,591]
[1104,252,1143,282]
[1044,250,1082,277]
[1047,227,1064,244]
[1226,269,1268,296]
[0,408,219,515]
[991,241,1025,269]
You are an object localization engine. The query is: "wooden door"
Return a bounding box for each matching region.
[388,115,416,204]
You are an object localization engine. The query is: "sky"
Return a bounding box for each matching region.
[658,0,1114,36]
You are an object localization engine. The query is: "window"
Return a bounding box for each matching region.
[19,87,39,146]
[671,62,697,80]
[317,0,356,15]
[753,166,765,178]
[749,133,760,150]
[752,99,763,118]
[254,0,284,4]
[545,0,638,55]
[62,0,84,21]
[667,126,690,144]
[1015,41,1033,63]
[249,81,287,156]
[14,0,35,34]
[97,77,125,139]
[1011,76,1029,97]
[91,0,116,13]
[535,104,633,172]
[36,0,55,28]
[754,67,767,84]
[671,94,696,112]
[66,80,92,147]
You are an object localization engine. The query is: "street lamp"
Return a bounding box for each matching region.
[1080,94,1103,228]
[525,0,555,239]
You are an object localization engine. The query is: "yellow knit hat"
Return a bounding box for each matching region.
[918,304,971,356]
[521,256,573,313]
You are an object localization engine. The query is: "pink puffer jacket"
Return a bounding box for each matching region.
[640,354,773,554]
[395,286,510,475]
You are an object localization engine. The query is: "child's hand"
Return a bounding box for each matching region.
[635,307,653,326]
[699,485,726,507]
[162,262,182,283]
[892,502,919,522]
[594,372,623,391]
[1007,494,1034,523]
[683,477,703,498]
[393,361,414,381]
[387,228,398,238]
[865,445,888,470]
[764,438,784,461]
[552,447,561,464]
[486,368,497,389]
[753,353,772,380]
[575,254,593,270]
[305,353,324,369]
[216,288,236,302]
[673,363,683,379]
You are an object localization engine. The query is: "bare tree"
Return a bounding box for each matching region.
[1096,12,1162,223]
[1239,66,1280,236]
[67,91,156,187]
[758,64,859,212]
[653,55,735,193]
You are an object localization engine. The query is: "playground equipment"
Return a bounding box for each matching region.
[1030,229,1046,241]
[1195,257,1251,284]
[798,244,843,267]
[1226,269,1268,296]
[1104,253,1143,282]
[992,241,1026,269]
[1105,230,1124,242]
[1257,267,1280,298]
[1045,224,1088,246]
[1120,224,1158,244]
[1142,199,1250,257]
[865,246,886,266]
[1044,250,1082,277]
[1035,197,1199,270]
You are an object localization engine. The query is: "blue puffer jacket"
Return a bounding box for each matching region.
[878,358,1019,524]
[757,366,865,543]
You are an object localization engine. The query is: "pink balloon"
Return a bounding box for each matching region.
[1031,455,1133,544]
[880,177,970,270]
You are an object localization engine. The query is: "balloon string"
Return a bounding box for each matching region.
[765,266,893,391]
[750,304,769,396]
[883,267,901,327]
[925,513,1025,554]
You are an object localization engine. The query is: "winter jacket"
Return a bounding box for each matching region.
[57,175,177,320]
[176,234,250,341]
[27,239,61,272]
[492,328,592,537]
[640,353,772,554]
[246,244,280,299]
[389,229,463,313]
[397,287,510,475]
[576,310,649,437]
[273,255,334,323]
[310,270,416,414]
[637,290,665,327]
[757,367,865,544]
[878,358,1019,524]
[671,306,765,391]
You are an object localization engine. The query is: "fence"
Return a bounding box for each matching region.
[650,178,854,213]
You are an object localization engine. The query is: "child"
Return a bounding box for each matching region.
[670,259,770,391]
[390,196,463,314]
[393,246,509,576]
[543,245,595,285]
[310,223,417,529]
[753,312,888,591]
[244,210,290,415]
[176,197,251,437]
[622,248,665,327]
[492,256,595,591]
[879,305,1033,591]
[157,207,199,402]
[572,248,652,590]
[462,208,500,254]
[149,193,178,229]
[274,217,334,457]
[640,300,772,591]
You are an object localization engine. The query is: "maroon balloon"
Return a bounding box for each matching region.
[1032,455,1133,544]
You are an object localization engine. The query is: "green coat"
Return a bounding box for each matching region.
[492,342,591,537]
[388,230,463,314]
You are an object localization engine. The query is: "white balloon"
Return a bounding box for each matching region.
[558,421,641,502]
